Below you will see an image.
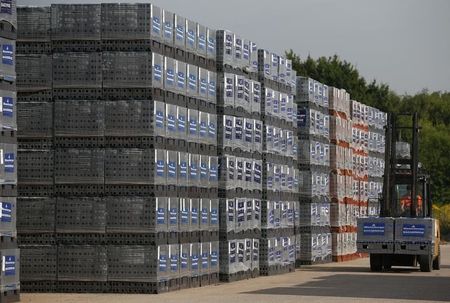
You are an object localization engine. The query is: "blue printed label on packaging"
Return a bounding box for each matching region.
[298,109,307,127]
[287,176,293,189]
[159,254,167,272]
[176,25,184,41]
[363,223,385,236]
[230,243,236,263]
[164,22,173,38]
[254,163,261,184]
[202,252,208,268]
[181,210,189,224]
[157,208,165,224]
[189,118,197,135]
[153,64,162,82]
[191,208,198,224]
[245,163,252,182]
[191,254,199,269]
[209,79,216,96]
[208,122,216,138]
[225,118,233,139]
[180,161,187,177]
[156,160,165,177]
[2,97,13,117]
[200,121,207,137]
[237,202,245,222]
[267,176,273,188]
[4,153,14,173]
[225,78,234,98]
[188,73,197,90]
[168,161,176,178]
[210,209,218,225]
[235,119,243,140]
[209,164,217,181]
[152,17,161,35]
[164,113,175,130]
[228,201,234,222]
[3,255,15,276]
[236,161,243,181]
[200,79,208,94]
[178,114,186,132]
[170,208,178,224]
[201,208,208,224]
[208,37,216,52]
[187,30,195,47]
[166,69,175,86]
[211,251,218,266]
[190,162,198,179]
[246,201,252,221]
[1,0,12,14]
[177,72,185,88]
[170,255,178,271]
[200,162,208,179]
[198,35,206,50]
[402,224,426,237]
[0,202,12,223]
[2,44,13,65]
[181,253,188,269]
[269,248,274,261]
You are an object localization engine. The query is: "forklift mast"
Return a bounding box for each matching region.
[380,112,431,218]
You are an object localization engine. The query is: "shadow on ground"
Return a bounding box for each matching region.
[299,266,420,274]
[298,266,370,273]
[243,274,450,301]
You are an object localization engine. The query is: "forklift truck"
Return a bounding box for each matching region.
[357,113,441,272]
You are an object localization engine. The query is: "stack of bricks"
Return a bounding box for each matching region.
[216,30,262,282]
[16,4,219,293]
[367,106,386,216]
[328,87,359,261]
[258,50,298,275]
[0,0,19,301]
[295,77,332,265]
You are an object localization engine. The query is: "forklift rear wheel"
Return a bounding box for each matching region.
[419,254,432,272]
[432,248,440,270]
[370,254,382,272]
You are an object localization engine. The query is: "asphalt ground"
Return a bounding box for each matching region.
[22,244,450,303]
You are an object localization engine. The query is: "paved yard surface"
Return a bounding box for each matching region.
[22,245,450,303]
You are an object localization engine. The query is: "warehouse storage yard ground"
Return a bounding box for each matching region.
[20,244,450,303]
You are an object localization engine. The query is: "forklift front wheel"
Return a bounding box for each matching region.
[370,254,383,272]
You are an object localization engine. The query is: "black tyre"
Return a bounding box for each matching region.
[383,255,392,270]
[370,254,382,272]
[419,255,432,272]
[433,247,441,270]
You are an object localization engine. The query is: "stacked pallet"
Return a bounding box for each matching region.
[328,87,358,261]
[0,1,20,302]
[17,4,219,293]
[295,77,332,265]
[258,51,298,275]
[336,100,371,261]
[216,30,262,282]
[367,106,385,216]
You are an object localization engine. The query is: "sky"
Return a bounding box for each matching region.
[18,0,450,95]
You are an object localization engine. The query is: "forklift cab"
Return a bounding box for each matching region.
[394,175,430,218]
